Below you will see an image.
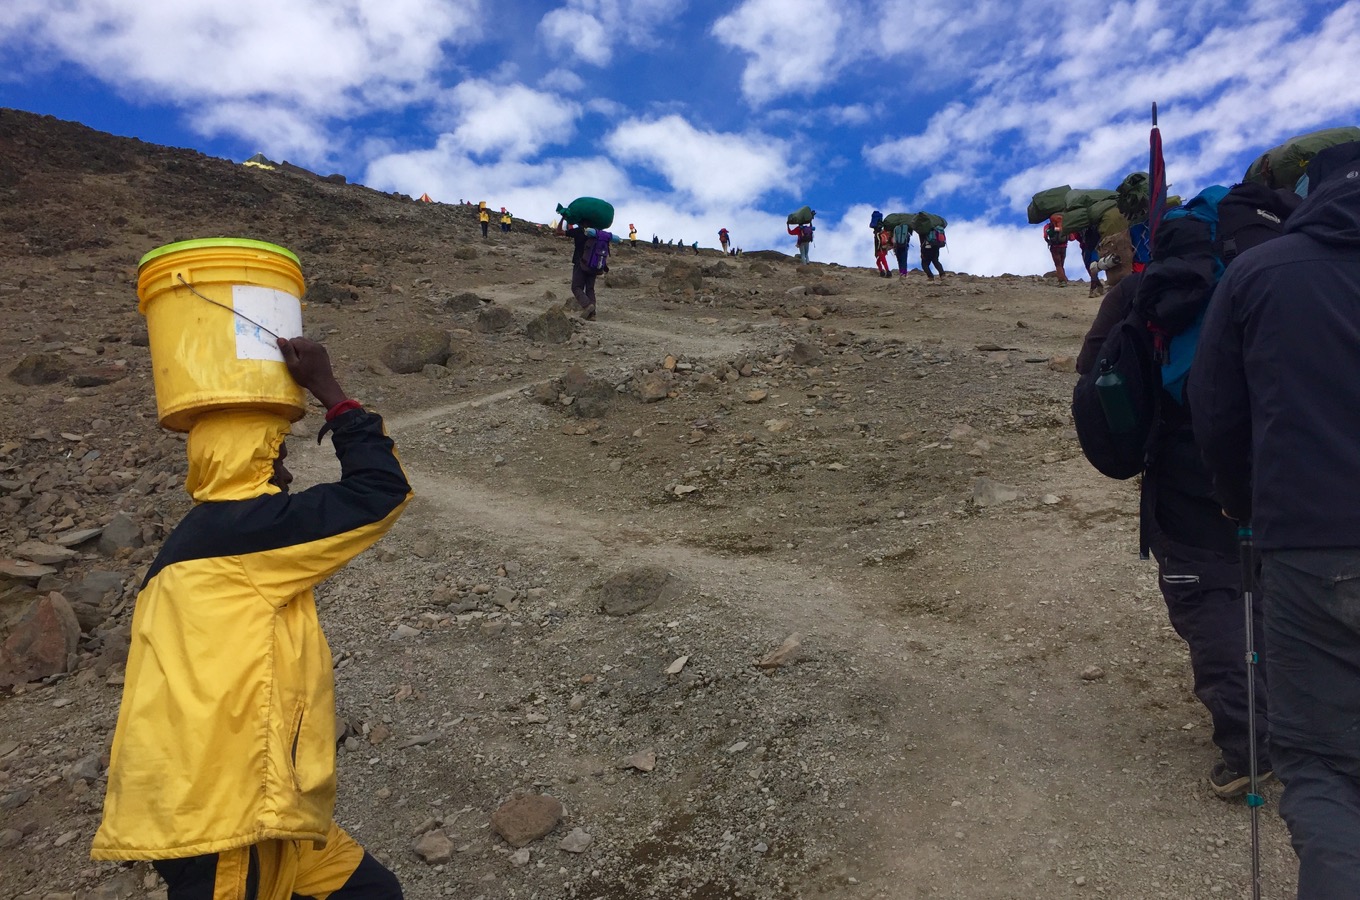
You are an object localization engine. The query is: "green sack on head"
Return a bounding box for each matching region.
[1063,188,1118,211]
[1027,185,1071,224]
[880,212,913,231]
[556,197,615,229]
[787,205,816,225]
[1244,126,1360,189]
[1116,172,1150,223]
[911,211,947,239]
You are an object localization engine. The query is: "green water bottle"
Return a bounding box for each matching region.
[1095,360,1138,434]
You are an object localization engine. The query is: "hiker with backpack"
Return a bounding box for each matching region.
[500,208,512,233]
[787,221,814,263]
[1073,182,1303,801]
[1190,155,1360,896]
[555,218,610,320]
[891,221,911,277]
[1044,214,1072,284]
[719,228,730,253]
[874,227,892,278]
[1076,223,1104,297]
[921,224,946,280]
[478,205,490,238]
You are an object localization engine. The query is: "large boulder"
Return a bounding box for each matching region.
[381,330,451,374]
[597,566,683,616]
[8,353,68,386]
[0,593,81,686]
[476,306,516,333]
[524,306,577,344]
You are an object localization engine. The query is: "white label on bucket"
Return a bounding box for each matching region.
[231,285,303,361]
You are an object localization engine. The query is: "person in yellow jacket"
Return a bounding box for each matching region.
[499,208,512,233]
[628,223,637,243]
[478,205,490,238]
[92,337,412,899]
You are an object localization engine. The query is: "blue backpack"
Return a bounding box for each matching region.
[892,223,910,247]
[869,210,883,231]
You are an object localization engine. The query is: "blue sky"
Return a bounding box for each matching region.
[3,0,1359,276]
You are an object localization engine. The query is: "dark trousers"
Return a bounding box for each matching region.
[921,247,944,277]
[571,266,597,310]
[1262,549,1360,898]
[892,245,907,274]
[154,848,401,899]
[480,222,488,237]
[1150,525,1268,774]
[1049,244,1067,280]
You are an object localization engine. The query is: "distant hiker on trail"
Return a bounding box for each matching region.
[692,241,699,255]
[891,221,911,277]
[874,227,892,278]
[788,222,814,264]
[478,206,490,238]
[92,337,412,899]
[1077,223,1104,297]
[719,228,730,253]
[921,223,946,280]
[629,224,637,243]
[556,218,608,321]
[652,234,660,246]
[500,208,512,233]
[1044,214,1072,284]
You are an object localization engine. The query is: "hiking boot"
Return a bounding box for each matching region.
[582,304,596,321]
[1210,761,1273,800]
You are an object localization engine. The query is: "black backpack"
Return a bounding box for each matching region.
[1071,182,1300,480]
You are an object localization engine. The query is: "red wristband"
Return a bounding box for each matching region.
[325,399,362,420]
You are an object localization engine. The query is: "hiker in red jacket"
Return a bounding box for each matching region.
[1044,214,1073,284]
[718,228,730,253]
[787,222,813,264]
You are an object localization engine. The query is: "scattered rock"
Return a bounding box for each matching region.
[788,342,822,365]
[665,655,689,675]
[71,571,124,606]
[491,794,564,848]
[441,291,486,313]
[622,749,657,773]
[8,353,68,386]
[756,633,803,670]
[414,829,455,864]
[381,329,451,374]
[68,365,128,388]
[971,477,1020,507]
[743,390,768,404]
[598,566,683,616]
[1047,355,1077,373]
[0,558,57,584]
[476,306,516,333]
[14,541,77,566]
[1081,666,1106,681]
[0,592,81,686]
[54,527,103,548]
[637,372,671,403]
[304,282,358,306]
[559,827,593,853]
[98,513,143,556]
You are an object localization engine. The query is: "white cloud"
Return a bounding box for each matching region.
[710,0,844,104]
[0,0,482,161]
[606,115,796,208]
[538,0,687,67]
[438,80,581,160]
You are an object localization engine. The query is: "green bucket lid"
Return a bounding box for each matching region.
[138,238,301,270]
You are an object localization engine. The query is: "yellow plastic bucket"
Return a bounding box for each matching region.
[138,238,306,432]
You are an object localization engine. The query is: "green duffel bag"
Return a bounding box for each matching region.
[1098,204,1130,240]
[787,205,816,225]
[1244,126,1360,189]
[880,212,913,231]
[1062,198,1116,235]
[911,211,947,238]
[557,197,615,229]
[1027,185,1071,224]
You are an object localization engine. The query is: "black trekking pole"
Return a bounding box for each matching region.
[1239,524,1263,900]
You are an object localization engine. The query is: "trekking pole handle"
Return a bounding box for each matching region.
[1238,524,1255,595]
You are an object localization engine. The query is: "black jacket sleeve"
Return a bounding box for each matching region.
[1188,274,1253,520]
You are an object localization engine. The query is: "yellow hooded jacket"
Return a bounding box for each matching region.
[92,407,411,861]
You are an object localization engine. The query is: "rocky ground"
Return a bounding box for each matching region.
[0,108,1298,899]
